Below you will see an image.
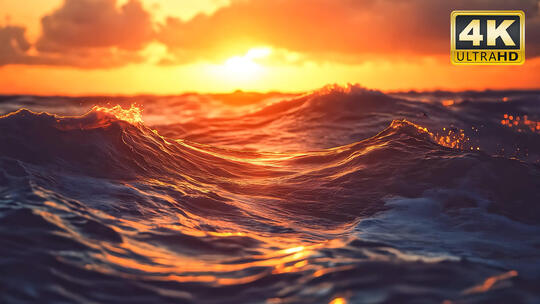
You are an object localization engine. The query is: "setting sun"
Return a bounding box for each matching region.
[219,47,272,84]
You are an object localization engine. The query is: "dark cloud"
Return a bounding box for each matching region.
[157,0,540,63]
[0,26,38,65]
[37,0,154,52]
[0,24,147,68]
[0,0,154,68]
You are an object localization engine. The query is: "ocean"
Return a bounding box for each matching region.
[0,85,539,303]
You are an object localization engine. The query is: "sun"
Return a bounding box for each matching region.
[221,47,272,83]
[224,56,260,79]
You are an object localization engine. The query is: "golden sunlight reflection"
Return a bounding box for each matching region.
[441,99,455,107]
[462,270,518,295]
[329,297,347,304]
[90,230,345,287]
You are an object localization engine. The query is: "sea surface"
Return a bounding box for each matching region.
[0,85,539,303]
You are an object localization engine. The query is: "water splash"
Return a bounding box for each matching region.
[391,119,475,150]
[501,114,540,133]
[91,104,143,124]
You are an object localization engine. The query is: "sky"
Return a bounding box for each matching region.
[1,0,540,95]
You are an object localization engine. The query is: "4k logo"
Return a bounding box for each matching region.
[451,11,525,65]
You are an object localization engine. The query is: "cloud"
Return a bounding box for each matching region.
[156,0,540,63]
[1,0,539,68]
[37,0,154,52]
[0,0,153,68]
[0,26,34,66]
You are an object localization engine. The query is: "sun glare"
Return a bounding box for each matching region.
[220,47,272,84]
[224,56,260,79]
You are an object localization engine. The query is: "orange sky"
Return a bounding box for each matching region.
[1,0,539,95]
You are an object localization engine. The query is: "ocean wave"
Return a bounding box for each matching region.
[1,89,540,303]
[1,107,538,226]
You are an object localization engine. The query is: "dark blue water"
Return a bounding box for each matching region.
[0,86,539,303]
